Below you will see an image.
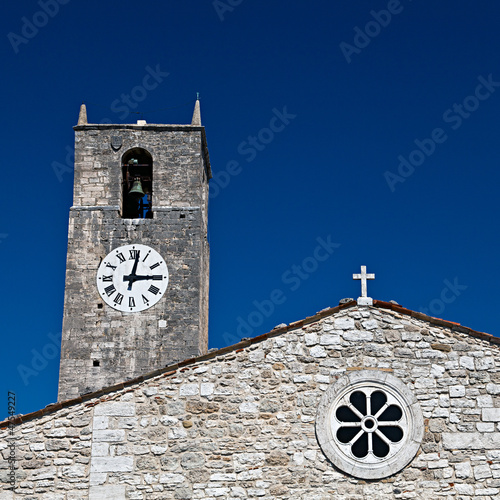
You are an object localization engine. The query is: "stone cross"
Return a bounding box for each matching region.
[353,266,375,305]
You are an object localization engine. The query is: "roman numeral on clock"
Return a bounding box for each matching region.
[129,297,136,308]
[149,262,161,270]
[102,275,113,282]
[105,262,117,271]
[129,250,140,260]
[116,252,126,263]
[148,285,160,295]
[113,293,124,305]
[104,284,116,296]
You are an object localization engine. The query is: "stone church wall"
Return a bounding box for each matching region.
[2,305,500,499]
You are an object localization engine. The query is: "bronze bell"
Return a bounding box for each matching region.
[128,177,145,198]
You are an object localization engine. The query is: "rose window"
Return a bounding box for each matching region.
[335,389,403,459]
[316,370,424,479]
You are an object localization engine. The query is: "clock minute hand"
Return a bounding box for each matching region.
[130,251,140,275]
[126,252,140,290]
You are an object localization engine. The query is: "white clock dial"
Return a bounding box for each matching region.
[96,244,169,312]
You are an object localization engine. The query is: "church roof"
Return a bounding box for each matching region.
[2,299,498,428]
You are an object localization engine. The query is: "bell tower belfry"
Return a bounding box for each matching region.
[57,100,211,401]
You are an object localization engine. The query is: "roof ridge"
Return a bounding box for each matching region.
[2,300,497,428]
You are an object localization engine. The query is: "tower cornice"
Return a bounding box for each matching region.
[73,124,212,179]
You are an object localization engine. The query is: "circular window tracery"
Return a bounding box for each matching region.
[316,370,423,479]
[335,388,404,459]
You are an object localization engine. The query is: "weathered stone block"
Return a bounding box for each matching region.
[266,450,289,466]
[449,385,466,397]
[343,330,373,341]
[92,430,125,442]
[89,484,126,500]
[482,408,500,422]
[310,346,327,358]
[94,403,135,417]
[159,472,186,484]
[180,384,199,396]
[90,456,133,473]
[474,463,493,480]
[335,317,354,330]
[443,432,500,450]
[455,461,472,479]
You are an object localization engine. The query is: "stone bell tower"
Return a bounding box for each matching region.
[57,100,211,401]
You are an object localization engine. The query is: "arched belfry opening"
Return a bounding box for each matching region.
[121,148,153,219]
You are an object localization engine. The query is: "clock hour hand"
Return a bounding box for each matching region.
[123,274,163,283]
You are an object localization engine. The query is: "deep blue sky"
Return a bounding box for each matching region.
[2,1,500,419]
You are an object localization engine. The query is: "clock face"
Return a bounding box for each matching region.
[96,244,169,312]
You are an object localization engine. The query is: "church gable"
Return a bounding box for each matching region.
[2,303,500,499]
